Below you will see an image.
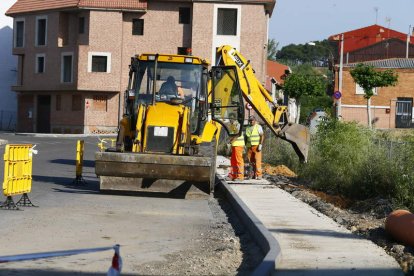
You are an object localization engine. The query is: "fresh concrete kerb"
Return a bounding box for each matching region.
[217,177,281,276]
[215,155,402,275]
[216,155,281,275]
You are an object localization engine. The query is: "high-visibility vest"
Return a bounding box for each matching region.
[246,124,260,146]
[231,132,245,147]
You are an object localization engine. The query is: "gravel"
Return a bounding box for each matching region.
[135,189,264,275]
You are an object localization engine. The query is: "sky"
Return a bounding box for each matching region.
[0,0,13,28]
[270,0,414,47]
[0,0,413,47]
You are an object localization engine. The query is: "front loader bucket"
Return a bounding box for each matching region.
[278,123,310,163]
[95,152,214,198]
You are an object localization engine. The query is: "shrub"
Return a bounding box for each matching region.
[264,118,414,212]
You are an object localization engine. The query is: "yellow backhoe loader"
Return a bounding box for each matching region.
[95,45,310,197]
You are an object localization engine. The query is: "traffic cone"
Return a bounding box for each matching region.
[107,244,122,276]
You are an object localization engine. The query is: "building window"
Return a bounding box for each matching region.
[35,54,45,73]
[56,95,61,111]
[79,17,85,34]
[356,84,377,95]
[132,19,144,35]
[93,95,108,111]
[92,56,107,72]
[179,7,190,24]
[14,19,24,48]
[61,52,73,83]
[217,8,237,35]
[72,95,82,111]
[88,52,111,73]
[36,16,47,46]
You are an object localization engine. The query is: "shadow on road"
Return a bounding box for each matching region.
[33,175,100,193]
[268,228,360,240]
[50,159,95,168]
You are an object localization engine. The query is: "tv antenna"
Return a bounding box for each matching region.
[385,17,392,28]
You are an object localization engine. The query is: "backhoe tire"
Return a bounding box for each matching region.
[198,138,217,193]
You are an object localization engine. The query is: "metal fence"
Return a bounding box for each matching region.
[372,138,414,162]
[0,110,16,131]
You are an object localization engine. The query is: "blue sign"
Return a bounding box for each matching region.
[333,91,342,99]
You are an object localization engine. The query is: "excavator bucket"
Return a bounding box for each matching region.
[278,123,310,163]
[95,152,215,198]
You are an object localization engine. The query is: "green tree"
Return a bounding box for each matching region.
[276,39,336,65]
[350,64,398,128]
[267,38,279,61]
[283,65,327,123]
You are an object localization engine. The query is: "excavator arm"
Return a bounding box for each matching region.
[213,45,310,162]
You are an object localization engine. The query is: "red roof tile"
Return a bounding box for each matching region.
[6,0,79,15]
[6,0,147,15]
[78,0,147,10]
[265,60,290,91]
[329,24,414,54]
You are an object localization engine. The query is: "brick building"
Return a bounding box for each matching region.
[6,0,275,133]
[336,59,414,129]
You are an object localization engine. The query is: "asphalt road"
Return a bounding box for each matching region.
[0,133,249,275]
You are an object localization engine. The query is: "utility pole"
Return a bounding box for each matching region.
[337,34,344,119]
[407,25,412,59]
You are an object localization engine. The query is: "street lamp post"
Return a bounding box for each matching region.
[337,34,344,119]
[308,38,344,119]
[307,41,335,106]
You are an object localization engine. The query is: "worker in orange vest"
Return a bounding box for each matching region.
[245,115,264,180]
[227,116,245,181]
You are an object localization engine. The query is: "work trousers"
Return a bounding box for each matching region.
[247,145,262,178]
[230,146,244,180]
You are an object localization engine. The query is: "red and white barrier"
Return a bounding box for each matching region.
[0,244,122,275]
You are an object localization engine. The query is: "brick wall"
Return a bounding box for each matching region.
[13,12,78,92]
[338,68,414,128]
[240,4,267,83]
[84,92,119,133]
[192,3,214,63]
[12,1,270,133]
[50,92,85,133]
[340,68,414,106]
[17,94,34,132]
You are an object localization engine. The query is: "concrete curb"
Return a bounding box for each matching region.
[217,176,281,276]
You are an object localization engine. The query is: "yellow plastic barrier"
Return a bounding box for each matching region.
[3,144,33,196]
[73,140,86,185]
[1,144,37,210]
[98,138,117,152]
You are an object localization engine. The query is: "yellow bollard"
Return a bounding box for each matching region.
[73,140,86,185]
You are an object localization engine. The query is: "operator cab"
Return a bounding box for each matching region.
[126,54,209,134]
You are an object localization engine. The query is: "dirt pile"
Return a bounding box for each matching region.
[262,163,297,177]
[263,164,414,275]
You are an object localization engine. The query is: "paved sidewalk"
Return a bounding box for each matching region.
[216,156,402,275]
[229,181,403,275]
